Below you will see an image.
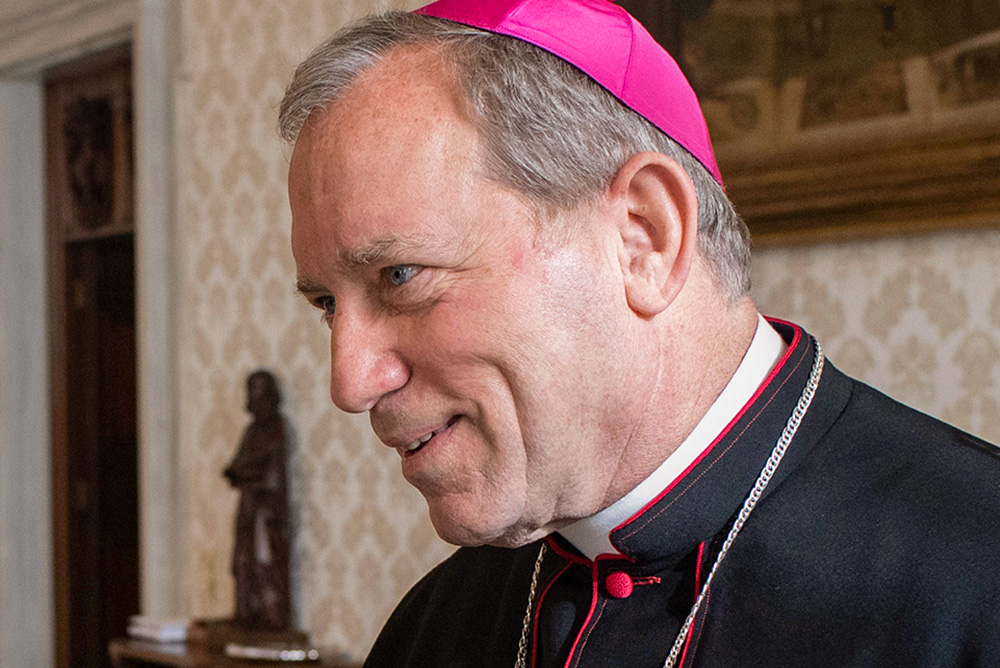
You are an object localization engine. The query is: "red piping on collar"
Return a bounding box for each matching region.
[545,534,634,565]
[530,559,573,668]
[545,535,592,565]
[540,535,634,666]
[560,561,603,668]
[679,585,711,666]
[612,321,804,536]
[693,541,706,598]
[669,541,707,667]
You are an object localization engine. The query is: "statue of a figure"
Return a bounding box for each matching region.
[223,370,290,631]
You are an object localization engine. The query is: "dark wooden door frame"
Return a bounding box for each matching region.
[46,45,138,668]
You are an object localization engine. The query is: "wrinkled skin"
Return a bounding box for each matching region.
[288,49,654,547]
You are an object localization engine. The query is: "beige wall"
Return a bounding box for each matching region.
[753,230,1000,446]
[173,0,452,658]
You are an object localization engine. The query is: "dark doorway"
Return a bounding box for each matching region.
[46,47,139,668]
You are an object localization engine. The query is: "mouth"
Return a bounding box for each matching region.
[398,415,460,457]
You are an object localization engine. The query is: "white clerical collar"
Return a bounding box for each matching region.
[558,314,787,560]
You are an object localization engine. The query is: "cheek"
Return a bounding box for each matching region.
[407,279,518,350]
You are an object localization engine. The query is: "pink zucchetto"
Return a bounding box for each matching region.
[414,0,723,185]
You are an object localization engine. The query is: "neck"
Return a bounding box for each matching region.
[598,267,759,513]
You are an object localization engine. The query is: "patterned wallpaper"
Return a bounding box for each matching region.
[753,230,1000,447]
[173,0,1000,660]
[174,0,450,658]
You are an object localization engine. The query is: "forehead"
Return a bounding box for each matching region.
[306,47,469,149]
[287,47,490,259]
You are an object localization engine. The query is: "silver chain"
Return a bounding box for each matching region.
[513,340,825,668]
[514,542,548,668]
[662,340,824,668]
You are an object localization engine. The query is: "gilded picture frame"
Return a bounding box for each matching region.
[622,0,1000,246]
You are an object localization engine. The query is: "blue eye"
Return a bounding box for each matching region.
[319,295,336,317]
[388,265,419,286]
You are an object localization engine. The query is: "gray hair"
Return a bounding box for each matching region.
[279,12,751,301]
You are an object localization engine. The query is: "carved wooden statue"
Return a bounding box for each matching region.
[223,370,291,631]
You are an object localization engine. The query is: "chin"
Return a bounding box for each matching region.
[427,504,548,549]
[485,530,549,549]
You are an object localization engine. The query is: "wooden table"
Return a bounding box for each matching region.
[108,638,362,668]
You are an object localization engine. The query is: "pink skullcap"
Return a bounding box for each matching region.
[414,0,723,185]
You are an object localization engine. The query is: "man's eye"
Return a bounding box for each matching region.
[387,265,420,286]
[317,295,336,318]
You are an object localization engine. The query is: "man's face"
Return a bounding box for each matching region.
[288,49,643,547]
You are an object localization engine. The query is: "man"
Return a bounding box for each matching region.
[279,0,1000,666]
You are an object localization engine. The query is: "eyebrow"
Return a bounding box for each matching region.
[342,236,416,268]
[295,233,436,296]
[295,277,327,296]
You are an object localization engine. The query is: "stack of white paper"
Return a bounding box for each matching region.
[127,616,188,643]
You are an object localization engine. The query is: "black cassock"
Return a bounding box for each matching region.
[365,321,1000,668]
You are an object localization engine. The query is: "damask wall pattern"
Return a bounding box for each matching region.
[753,229,1000,447]
[174,0,450,658]
[173,0,1000,661]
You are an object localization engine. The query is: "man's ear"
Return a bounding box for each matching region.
[609,152,699,317]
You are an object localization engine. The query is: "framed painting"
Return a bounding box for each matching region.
[620,0,1000,245]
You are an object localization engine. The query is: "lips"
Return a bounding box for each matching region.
[398,415,460,457]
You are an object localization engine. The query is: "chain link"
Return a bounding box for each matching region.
[512,340,825,668]
[514,542,548,668]
[662,340,824,668]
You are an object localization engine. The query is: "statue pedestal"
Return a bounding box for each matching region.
[188,619,310,656]
[109,635,361,668]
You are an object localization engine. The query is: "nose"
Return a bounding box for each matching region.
[328,311,409,413]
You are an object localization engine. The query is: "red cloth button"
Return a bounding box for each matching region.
[605,571,633,599]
